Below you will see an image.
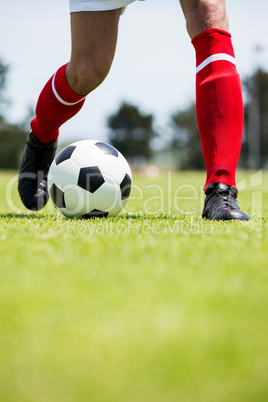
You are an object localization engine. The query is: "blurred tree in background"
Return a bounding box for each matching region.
[169,103,205,170]
[107,102,157,164]
[1,53,268,171]
[243,68,268,169]
[0,122,27,169]
[0,58,9,116]
[0,58,27,169]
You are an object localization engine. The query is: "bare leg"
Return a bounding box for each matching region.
[66,9,122,95]
[179,0,228,39]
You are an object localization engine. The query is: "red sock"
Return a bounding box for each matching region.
[192,29,244,192]
[31,64,86,143]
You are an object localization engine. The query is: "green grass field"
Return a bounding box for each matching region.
[0,169,268,402]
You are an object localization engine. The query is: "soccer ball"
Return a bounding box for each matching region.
[48,140,132,218]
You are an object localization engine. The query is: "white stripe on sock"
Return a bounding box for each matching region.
[51,73,86,106]
[196,53,236,74]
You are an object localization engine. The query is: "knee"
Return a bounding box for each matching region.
[184,0,228,39]
[66,56,112,96]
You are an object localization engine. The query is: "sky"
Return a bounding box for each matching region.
[0,0,268,144]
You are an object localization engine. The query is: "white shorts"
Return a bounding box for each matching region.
[69,0,141,13]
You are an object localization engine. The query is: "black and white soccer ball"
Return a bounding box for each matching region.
[48,140,132,218]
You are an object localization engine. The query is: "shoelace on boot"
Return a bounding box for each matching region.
[213,187,237,209]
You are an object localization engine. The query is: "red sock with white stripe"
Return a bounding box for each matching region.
[192,29,244,192]
[31,64,86,143]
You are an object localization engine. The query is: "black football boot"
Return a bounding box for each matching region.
[202,182,251,221]
[18,131,57,211]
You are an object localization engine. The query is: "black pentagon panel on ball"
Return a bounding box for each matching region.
[55,145,76,165]
[78,166,105,193]
[82,210,109,219]
[95,142,118,157]
[50,183,66,208]
[120,173,132,200]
